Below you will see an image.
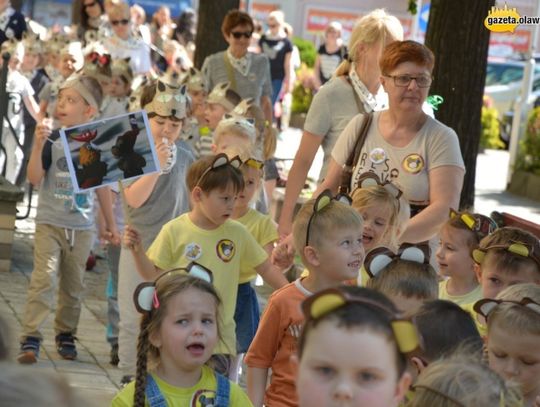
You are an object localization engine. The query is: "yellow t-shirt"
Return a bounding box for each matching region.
[235,208,278,283]
[111,365,253,406]
[438,280,482,306]
[146,214,268,355]
[461,302,487,338]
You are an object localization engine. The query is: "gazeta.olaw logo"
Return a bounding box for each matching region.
[484,3,540,33]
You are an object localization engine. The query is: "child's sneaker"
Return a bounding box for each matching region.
[17,336,41,364]
[55,333,77,360]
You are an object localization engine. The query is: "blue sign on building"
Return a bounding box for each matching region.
[128,0,193,19]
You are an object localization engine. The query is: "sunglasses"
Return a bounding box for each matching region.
[305,189,352,247]
[133,262,214,313]
[111,19,130,26]
[196,153,242,187]
[84,1,98,8]
[301,287,420,354]
[231,31,252,39]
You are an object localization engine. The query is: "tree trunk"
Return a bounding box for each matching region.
[194,0,240,69]
[425,0,495,209]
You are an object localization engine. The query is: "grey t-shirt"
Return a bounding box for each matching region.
[304,76,366,180]
[201,51,272,102]
[332,111,465,206]
[127,142,195,249]
[35,132,96,230]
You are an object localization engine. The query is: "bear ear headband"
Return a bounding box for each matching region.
[231,98,256,117]
[473,297,540,320]
[302,287,421,354]
[449,208,498,240]
[182,67,204,91]
[145,80,188,120]
[219,113,257,142]
[355,172,402,206]
[305,189,353,246]
[195,152,242,187]
[207,82,236,111]
[472,239,540,267]
[133,262,213,313]
[364,243,431,278]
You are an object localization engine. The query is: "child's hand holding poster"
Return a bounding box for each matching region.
[59,110,158,192]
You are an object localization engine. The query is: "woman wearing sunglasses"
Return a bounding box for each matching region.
[101,1,151,75]
[321,40,464,247]
[202,10,273,124]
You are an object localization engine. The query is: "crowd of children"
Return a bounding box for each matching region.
[0,3,539,407]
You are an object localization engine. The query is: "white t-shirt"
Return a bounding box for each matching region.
[102,35,151,75]
[5,70,34,131]
[331,111,465,206]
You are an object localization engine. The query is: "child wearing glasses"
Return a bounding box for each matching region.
[462,227,540,338]
[115,79,195,385]
[124,153,288,377]
[436,210,497,306]
[245,193,364,407]
[111,271,252,407]
[102,1,151,75]
[295,286,414,407]
[478,283,540,407]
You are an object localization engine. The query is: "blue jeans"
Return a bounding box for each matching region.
[234,282,260,353]
[271,78,283,106]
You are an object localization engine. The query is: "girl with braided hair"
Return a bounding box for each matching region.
[111,272,253,406]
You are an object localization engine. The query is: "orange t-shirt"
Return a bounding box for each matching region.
[245,278,312,407]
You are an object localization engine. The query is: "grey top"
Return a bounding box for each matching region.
[127,142,195,249]
[35,132,96,230]
[201,51,272,102]
[304,76,366,180]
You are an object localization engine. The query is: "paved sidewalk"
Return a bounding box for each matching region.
[2,133,539,405]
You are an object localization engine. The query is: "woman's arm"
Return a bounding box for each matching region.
[282,51,293,94]
[23,95,40,121]
[313,54,322,90]
[399,165,464,243]
[277,130,323,237]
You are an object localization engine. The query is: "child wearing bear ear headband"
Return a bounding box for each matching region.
[437,209,498,306]
[111,268,253,407]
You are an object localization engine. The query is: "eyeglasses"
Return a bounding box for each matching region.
[84,1,98,8]
[111,19,130,26]
[385,74,433,88]
[133,262,214,313]
[196,153,242,187]
[230,31,252,39]
[301,287,421,354]
[305,189,352,247]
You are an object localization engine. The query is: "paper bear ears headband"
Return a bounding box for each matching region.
[195,153,242,187]
[181,67,204,92]
[364,243,431,278]
[448,208,498,240]
[471,238,540,268]
[473,297,540,320]
[207,81,237,111]
[219,113,257,142]
[133,262,213,313]
[145,80,188,120]
[302,286,421,355]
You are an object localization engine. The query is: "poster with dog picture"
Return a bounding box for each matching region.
[59,110,159,193]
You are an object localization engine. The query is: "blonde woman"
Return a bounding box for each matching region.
[278,9,403,237]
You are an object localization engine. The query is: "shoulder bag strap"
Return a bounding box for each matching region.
[338,112,373,195]
[222,53,238,93]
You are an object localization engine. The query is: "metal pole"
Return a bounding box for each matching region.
[507,2,540,186]
[0,52,10,176]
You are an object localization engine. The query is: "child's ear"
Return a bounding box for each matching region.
[394,371,412,403]
[191,186,204,203]
[148,330,161,349]
[303,245,320,267]
[85,104,98,120]
[473,263,482,284]
[410,356,428,375]
[211,144,217,153]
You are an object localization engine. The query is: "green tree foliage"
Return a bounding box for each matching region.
[516,107,540,175]
[292,37,316,68]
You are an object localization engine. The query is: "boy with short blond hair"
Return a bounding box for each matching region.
[463,226,540,337]
[245,192,364,407]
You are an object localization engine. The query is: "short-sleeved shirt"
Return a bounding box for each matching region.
[35,132,96,229]
[258,35,293,81]
[461,302,487,338]
[332,111,465,205]
[304,76,366,180]
[202,51,272,102]
[111,365,253,406]
[245,278,312,407]
[146,214,268,355]
[439,280,482,306]
[236,208,279,283]
[23,69,49,127]
[102,35,151,75]
[317,44,347,84]
[4,70,34,132]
